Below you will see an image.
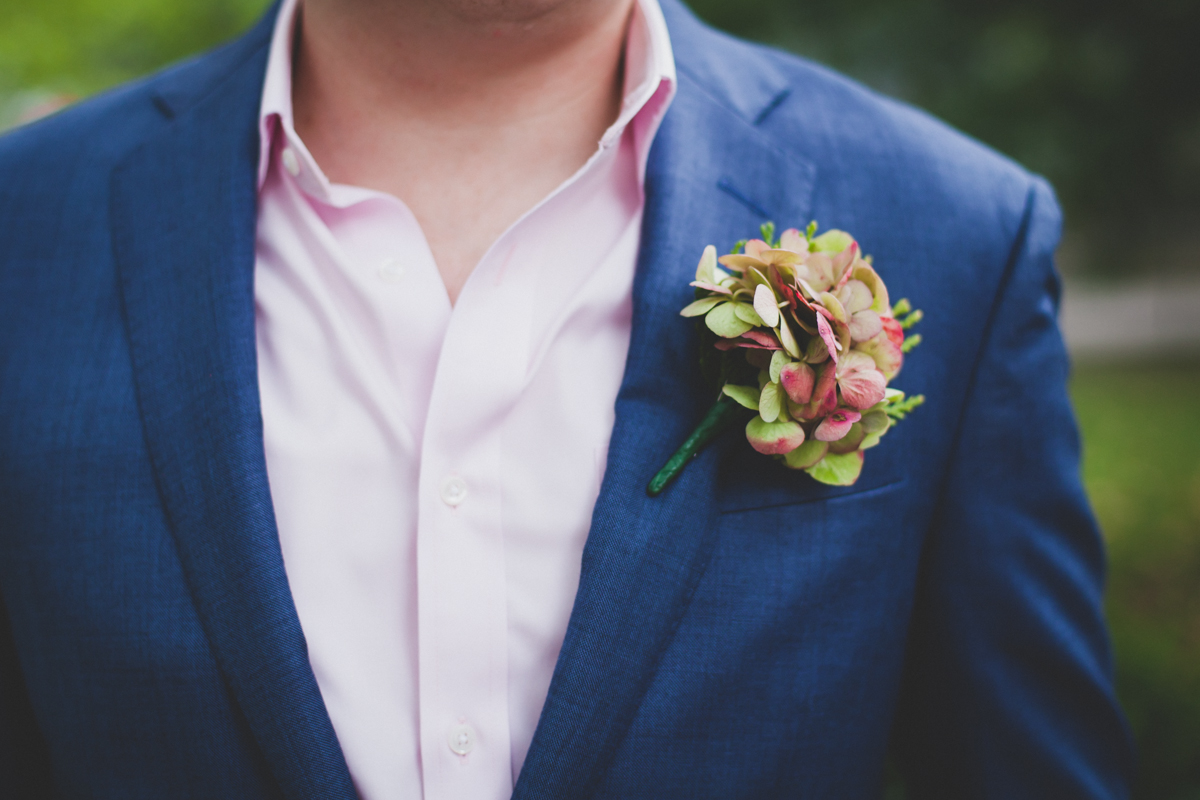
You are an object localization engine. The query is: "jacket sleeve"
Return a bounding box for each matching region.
[891,178,1135,798]
[0,590,55,798]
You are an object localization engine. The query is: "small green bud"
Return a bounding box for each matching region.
[900,309,923,330]
[760,222,776,247]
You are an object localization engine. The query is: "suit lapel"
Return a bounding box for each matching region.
[513,6,817,797]
[109,13,356,800]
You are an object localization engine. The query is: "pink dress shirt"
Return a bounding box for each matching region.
[252,1,675,798]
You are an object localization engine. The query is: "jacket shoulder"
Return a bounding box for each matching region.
[666,3,1043,243]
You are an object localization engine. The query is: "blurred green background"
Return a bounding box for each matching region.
[1,0,1197,795]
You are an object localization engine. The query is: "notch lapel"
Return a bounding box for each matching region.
[109,20,356,800]
[513,22,817,798]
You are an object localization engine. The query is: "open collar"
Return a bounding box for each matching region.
[112,0,814,796]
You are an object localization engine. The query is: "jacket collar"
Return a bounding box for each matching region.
[111,0,814,796]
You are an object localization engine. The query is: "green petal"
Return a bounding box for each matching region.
[769,350,790,383]
[805,451,864,485]
[812,230,854,254]
[828,422,867,454]
[722,384,760,410]
[778,318,802,357]
[860,409,890,435]
[804,334,830,363]
[695,244,718,283]
[733,302,766,327]
[759,381,782,423]
[754,283,780,328]
[784,439,828,469]
[853,263,890,315]
[680,296,723,317]
[819,292,849,324]
[705,302,754,338]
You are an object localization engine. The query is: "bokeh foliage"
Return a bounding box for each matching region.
[689,0,1200,278]
[0,0,267,104]
[0,0,1197,797]
[1072,363,1200,799]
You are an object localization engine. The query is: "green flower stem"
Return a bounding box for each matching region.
[647,396,748,497]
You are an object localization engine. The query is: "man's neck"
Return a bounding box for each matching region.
[293,0,636,303]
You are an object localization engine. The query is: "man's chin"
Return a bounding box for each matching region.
[411,0,625,27]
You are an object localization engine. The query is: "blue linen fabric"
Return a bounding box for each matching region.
[0,0,1133,797]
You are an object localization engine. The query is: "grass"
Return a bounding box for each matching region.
[1072,360,1200,800]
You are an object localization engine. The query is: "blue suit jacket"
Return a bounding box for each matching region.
[0,1,1134,797]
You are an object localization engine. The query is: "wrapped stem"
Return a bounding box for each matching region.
[647,396,747,496]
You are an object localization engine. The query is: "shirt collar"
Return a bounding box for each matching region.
[255,0,677,193]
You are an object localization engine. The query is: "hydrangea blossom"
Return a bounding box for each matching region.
[677,222,924,487]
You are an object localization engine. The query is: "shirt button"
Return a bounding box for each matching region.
[440,475,468,507]
[281,147,301,177]
[378,258,406,284]
[447,722,475,755]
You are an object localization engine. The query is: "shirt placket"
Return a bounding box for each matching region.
[416,238,536,800]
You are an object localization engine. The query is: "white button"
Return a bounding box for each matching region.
[378,258,406,284]
[440,476,468,507]
[281,147,301,177]
[447,723,475,755]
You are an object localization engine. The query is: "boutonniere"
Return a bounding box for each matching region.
[648,222,924,496]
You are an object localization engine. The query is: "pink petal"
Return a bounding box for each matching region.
[798,361,838,420]
[690,281,732,295]
[836,350,878,376]
[714,339,774,351]
[858,321,904,379]
[796,278,821,302]
[801,253,835,292]
[831,242,859,288]
[718,254,767,273]
[835,408,863,423]
[848,309,883,342]
[838,365,887,409]
[779,228,807,253]
[744,239,771,259]
[837,279,873,314]
[742,329,783,348]
[882,316,905,347]
[713,329,783,351]
[758,249,803,268]
[779,361,816,404]
[816,312,840,364]
[814,408,863,442]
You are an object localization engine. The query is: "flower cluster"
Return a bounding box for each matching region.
[681,223,923,486]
